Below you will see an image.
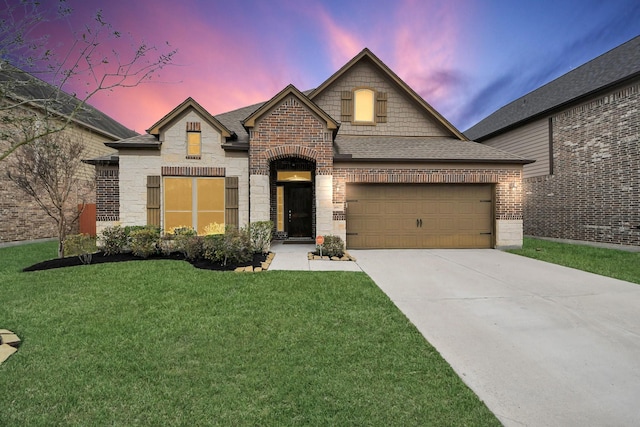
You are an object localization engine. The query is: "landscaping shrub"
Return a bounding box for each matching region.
[63,234,96,264]
[165,227,202,260]
[99,225,128,255]
[203,226,252,265]
[319,235,345,258]
[225,226,253,265]
[181,235,204,261]
[202,234,224,263]
[129,226,161,258]
[249,221,273,254]
[158,235,176,256]
[123,225,149,236]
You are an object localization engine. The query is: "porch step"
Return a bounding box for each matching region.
[282,238,315,245]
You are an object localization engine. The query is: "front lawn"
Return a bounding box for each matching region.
[0,242,498,426]
[508,237,640,284]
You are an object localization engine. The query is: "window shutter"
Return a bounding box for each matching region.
[147,176,161,227]
[225,176,239,229]
[341,91,353,122]
[186,121,201,131]
[376,92,387,123]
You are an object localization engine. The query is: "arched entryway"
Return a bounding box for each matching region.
[270,157,316,240]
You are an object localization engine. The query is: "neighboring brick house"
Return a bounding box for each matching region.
[0,65,137,243]
[466,36,640,248]
[97,49,531,249]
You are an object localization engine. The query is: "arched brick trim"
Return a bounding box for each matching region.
[264,145,319,163]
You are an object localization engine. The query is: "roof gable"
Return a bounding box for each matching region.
[466,35,640,141]
[243,84,338,130]
[147,97,232,137]
[309,48,467,140]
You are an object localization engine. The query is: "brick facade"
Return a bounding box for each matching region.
[96,165,119,222]
[0,172,94,242]
[523,82,640,246]
[0,122,112,243]
[249,95,334,175]
[248,94,335,234]
[333,165,523,221]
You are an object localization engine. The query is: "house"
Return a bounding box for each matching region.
[95,48,532,249]
[0,65,137,243]
[466,36,640,248]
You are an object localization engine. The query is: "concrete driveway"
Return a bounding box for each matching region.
[349,249,640,427]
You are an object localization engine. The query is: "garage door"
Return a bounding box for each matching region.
[346,184,493,249]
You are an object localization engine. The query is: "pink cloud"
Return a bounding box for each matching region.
[39,0,300,132]
[21,0,479,134]
[393,0,459,98]
[313,6,364,69]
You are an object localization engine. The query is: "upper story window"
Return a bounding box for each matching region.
[354,88,375,123]
[186,121,201,158]
[341,89,387,124]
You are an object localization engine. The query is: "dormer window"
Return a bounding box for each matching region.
[354,88,375,123]
[186,121,201,158]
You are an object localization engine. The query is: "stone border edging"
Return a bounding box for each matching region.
[308,252,356,262]
[234,252,275,272]
[0,329,21,365]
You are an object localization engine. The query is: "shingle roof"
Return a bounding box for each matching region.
[214,91,315,146]
[465,36,640,141]
[0,63,138,140]
[334,135,532,163]
[146,97,232,137]
[104,133,159,149]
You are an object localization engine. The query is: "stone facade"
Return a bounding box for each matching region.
[523,82,640,246]
[114,110,249,232]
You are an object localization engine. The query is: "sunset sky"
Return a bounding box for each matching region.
[19,0,640,134]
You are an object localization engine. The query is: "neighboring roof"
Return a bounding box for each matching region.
[466,36,640,141]
[309,48,468,141]
[0,63,137,140]
[146,97,232,138]
[83,153,119,165]
[334,135,533,164]
[243,84,338,130]
[104,133,160,149]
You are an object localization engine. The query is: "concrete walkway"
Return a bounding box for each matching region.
[269,241,362,271]
[349,249,640,427]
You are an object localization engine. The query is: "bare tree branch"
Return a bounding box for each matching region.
[0,1,177,161]
[6,131,94,257]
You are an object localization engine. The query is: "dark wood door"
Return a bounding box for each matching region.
[285,184,312,237]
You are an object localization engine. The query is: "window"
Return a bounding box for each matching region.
[353,88,375,123]
[276,186,284,231]
[164,177,224,234]
[186,122,201,158]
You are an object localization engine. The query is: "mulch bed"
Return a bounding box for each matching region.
[23,251,268,272]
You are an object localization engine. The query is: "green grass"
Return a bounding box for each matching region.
[0,242,498,426]
[508,237,640,284]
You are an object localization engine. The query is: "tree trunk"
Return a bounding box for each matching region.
[58,218,66,258]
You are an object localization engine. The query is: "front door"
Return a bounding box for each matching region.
[285,184,312,237]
